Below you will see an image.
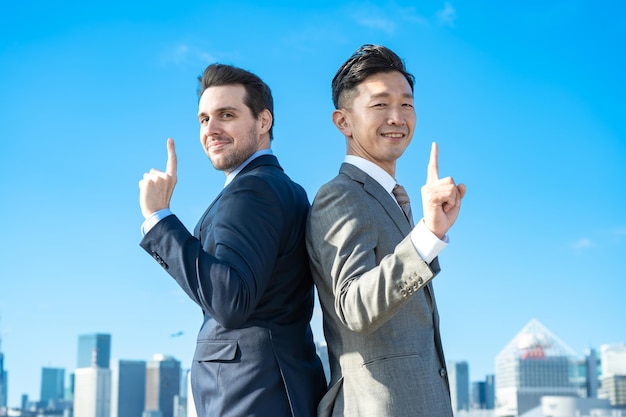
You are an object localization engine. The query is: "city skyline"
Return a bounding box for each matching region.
[2,0,625,409]
[0,320,623,410]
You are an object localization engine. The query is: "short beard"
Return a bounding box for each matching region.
[209,126,259,174]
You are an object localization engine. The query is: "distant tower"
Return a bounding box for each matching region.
[111,359,146,417]
[145,354,181,417]
[74,364,111,417]
[316,341,331,381]
[40,367,65,409]
[598,343,626,407]
[485,374,495,409]
[0,317,7,409]
[494,319,579,417]
[471,374,495,410]
[585,348,599,398]
[447,360,470,412]
[77,334,111,369]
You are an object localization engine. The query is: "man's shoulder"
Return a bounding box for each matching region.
[232,160,309,207]
[318,164,367,193]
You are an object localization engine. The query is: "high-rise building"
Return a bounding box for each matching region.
[174,368,191,417]
[494,319,579,417]
[599,343,626,407]
[40,367,65,409]
[74,366,111,417]
[111,359,146,417]
[77,334,111,369]
[471,375,495,410]
[485,374,495,409]
[185,369,197,417]
[585,349,600,398]
[316,341,330,382]
[600,343,626,377]
[0,323,7,409]
[600,375,626,408]
[448,361,470,412]
[145,354,181,417]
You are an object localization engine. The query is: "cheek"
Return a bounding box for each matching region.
[199,130,208,149]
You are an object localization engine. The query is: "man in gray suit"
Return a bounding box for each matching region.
[306,44,467,417]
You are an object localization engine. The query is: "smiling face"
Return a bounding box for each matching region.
[198,84,271,174]
[333,71,416,177]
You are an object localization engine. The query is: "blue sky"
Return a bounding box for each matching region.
[1,0,625,408]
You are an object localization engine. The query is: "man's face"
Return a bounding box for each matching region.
[338,71,416,176]
[198,84,268,174]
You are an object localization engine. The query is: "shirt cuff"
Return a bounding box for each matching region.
[141,208,173,236]
[410,220,449,264]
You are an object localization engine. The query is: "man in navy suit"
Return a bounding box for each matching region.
[138,63,326,417]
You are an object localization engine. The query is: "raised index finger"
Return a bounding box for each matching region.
[166,138,177,176]
[427,141,439,183]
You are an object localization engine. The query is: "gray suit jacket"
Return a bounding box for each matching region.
[306,163,453,417]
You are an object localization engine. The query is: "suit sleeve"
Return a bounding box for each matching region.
[307,181,440,334]
[140,175,284,329]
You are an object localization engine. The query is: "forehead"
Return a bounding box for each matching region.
[355,71,413,99]
[198,84,247,112]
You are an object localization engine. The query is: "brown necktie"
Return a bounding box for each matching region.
[392,184,414,227]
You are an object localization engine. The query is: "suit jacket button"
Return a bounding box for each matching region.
[439,368,447,378]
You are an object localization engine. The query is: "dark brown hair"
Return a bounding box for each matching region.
[198,64,275,139]
[332,44,415,109]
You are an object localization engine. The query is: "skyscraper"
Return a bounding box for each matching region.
[77,334,111,369]
[471,375,495,410]
[145,354,181,417]
[0,330,6,409]
[40,367,65,409]
[74,366,111,417]
[448,360,470,412]
[600,343,626,377]
[599,343,626,407]
[485,374,495,409]
[111,359,146,417]
[584,348,599,398]
[495,319,579,417]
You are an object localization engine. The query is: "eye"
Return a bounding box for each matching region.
[221,112,235,119]
[199,116,209,125]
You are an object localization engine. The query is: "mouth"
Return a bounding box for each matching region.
[206,138,232,152]
[381,132,406,139]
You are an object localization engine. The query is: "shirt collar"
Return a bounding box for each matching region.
[344,155,397,194]
[224,149,273,187]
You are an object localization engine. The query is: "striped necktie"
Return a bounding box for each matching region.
[392,184,414,226]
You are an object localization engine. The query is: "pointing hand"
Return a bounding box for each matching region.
[139,138,178,219]
[420,142,466,239]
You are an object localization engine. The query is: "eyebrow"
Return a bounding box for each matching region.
[369,92,414,100]
[197,105,240,119]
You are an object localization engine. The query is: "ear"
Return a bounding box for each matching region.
[332,109,352,137]
[258,109,273,135]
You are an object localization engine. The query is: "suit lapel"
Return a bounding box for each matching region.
[339,163,437,311]
[194,154,282,237]
[339,163,412,236]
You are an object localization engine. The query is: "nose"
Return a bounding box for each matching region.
[202,118,223,137]
[387,106,406,126]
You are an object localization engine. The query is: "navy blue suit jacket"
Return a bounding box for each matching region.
[141,154,326,417]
